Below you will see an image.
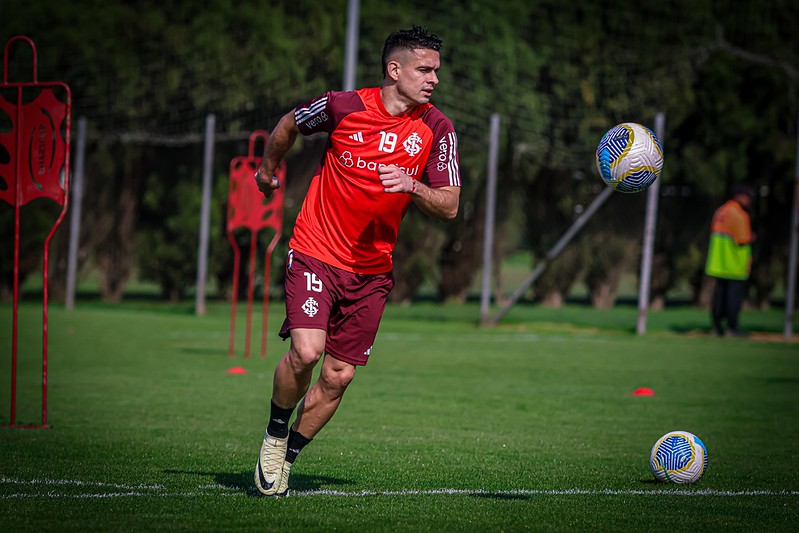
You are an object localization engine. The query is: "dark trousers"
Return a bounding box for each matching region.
[710,278,748,333]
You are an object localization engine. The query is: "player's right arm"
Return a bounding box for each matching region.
[256,110,299,198]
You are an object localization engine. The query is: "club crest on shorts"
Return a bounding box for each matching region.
[302,297,319,317]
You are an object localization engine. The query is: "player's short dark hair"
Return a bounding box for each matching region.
[381,26,443,77]
[730,184,755,200]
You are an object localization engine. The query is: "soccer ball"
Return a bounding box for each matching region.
[596,122,663,193]
[649,431,708,484]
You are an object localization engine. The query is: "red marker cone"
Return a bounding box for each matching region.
[632,387,655,396]
[227,366,247,375]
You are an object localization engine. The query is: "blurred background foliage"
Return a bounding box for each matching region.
[1,0,797,308]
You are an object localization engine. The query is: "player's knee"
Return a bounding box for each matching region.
[321,362,355,392]
[287,342,323,370]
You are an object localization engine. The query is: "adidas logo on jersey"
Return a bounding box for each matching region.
[348,132,364,142]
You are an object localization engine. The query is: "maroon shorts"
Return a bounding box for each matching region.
[278,249,394,366]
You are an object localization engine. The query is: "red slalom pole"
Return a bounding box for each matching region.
[244,230,258,358]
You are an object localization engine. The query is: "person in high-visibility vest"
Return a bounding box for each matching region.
[705,185,755,337]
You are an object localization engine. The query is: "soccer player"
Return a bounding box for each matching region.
[705,184,755,337]
[252,26,461,497]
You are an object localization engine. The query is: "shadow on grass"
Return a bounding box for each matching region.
[766,376,799,384]
[668,325,712,335]
[164,469,354,497]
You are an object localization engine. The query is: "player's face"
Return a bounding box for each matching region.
[395,48,440,105]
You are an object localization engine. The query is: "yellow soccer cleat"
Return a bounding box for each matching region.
[254,433,288,496]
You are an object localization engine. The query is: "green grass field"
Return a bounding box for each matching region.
[1,300,798,531]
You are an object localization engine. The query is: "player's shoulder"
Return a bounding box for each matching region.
[313,88,375,118]
[420,105,455,131]
[331,88,367,104]
[298,89,369,129]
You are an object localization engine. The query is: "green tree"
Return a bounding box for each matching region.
[3,0,797,307]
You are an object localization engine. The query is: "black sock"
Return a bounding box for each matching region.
[285,429,312,464]
[266,401,295,439]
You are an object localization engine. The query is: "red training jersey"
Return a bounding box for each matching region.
[289,87,461,274]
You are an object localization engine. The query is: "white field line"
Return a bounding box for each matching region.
[0,477,164,490]
[292,488,799,497]
[1,478,797,499]
[2,491,239,499]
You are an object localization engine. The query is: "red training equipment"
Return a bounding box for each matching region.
[226,130,285,358]
[1,36,71,428]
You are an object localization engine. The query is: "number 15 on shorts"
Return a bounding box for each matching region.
[304,272,323,293]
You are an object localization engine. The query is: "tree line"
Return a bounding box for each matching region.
[2,0,797,308]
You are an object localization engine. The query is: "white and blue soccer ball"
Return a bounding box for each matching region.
[596,122,663,193]
[649,430,708,484]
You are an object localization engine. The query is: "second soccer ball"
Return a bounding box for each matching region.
[649,430,708,484]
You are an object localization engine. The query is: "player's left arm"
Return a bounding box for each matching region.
[377,166,460,221]
[410,182,460,221]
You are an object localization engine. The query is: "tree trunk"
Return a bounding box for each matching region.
[591,281,616,309]
[438,199,481,303]
[650,294,666,311]
[94,146,144,302]
[540,290,564,308]
[697,275,715,309]
[585,234,637,309]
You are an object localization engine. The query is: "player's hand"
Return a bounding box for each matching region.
[378,165,418,194]
[254,169,281,198]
